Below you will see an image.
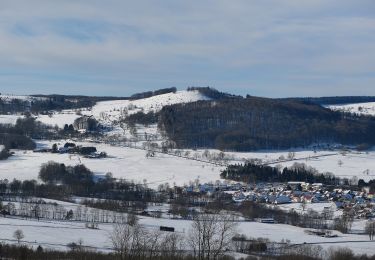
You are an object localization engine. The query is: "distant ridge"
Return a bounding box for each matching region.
[280,96,375,105]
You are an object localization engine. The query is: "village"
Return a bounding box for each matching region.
[181,180,375,220]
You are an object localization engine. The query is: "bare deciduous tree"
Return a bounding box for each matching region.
[365,220,375,240]
[110,222,185,259]
[13,229,24,244]
[188,213,238,260]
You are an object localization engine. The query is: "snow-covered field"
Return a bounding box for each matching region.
[1,142,375,188]
[0,214,374,255]
[328,102,375,116]
[36,110,82,128]
[0,140,223,188]
[205,148,375,182]
[265,150,375,182]
[0,114,21,125]
[1,94,375,185]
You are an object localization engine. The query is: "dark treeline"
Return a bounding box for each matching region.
[0,244,117,260]
[158,96,375,151]
[1,244,375,260]
[0,94,129,114]
[359,179,375,194]
[0,96,89,114]
[187,86,242,100]
[125,111,159,126]
[0,162,162,202]
[32,94,129,102]
[0,117,54,152]
[130,87,177,100]
[222,162,375,196]
[0,243,243,260]
[282,96,375,105]
[221,163,351,186]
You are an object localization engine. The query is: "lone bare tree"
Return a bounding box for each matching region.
[13,229,24,244]
[365,221,375,240]
[188,213,238,260]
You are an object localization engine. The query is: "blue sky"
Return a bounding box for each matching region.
[0,0,374,97]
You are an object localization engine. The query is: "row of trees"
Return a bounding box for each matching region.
[220,162,352,186]
[0,117,51,151]
[0,199,142,224]
[1,242,374,260]
[130,87,177,100]
[0,94,116,114]
[0,169,162,202]
[187,87,241,100]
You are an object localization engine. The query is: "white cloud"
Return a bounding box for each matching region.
[0,0,374,96]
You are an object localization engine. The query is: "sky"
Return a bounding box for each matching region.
[0,0,374,98]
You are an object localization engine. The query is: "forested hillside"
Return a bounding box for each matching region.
[158,96,375,151]
[187,86,242,100]
[282,96,375,105]
[0,95,129,114]
[130,87,177,100]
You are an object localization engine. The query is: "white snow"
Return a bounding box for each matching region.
[0,90,208,130]
[0,214,374,255]
[0,140,224,188]
[35,111,82,128]
[0,113,79,128]
[328,102,375,116]
[266,150,375,182]
[0,114,23,125]
[218,148,375,182]
[91,90,209,126]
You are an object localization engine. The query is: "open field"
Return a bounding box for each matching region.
[0,213,374,255]
[0,140,224,188]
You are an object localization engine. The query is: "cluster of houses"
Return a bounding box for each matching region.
[229,181,375,218]
[34,142,107,159]
[182,181,375,219]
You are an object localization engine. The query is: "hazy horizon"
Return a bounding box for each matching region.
[1,1,374,98]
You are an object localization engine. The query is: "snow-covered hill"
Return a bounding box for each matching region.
[328,102,375,116]
[90,90,209,124]
[0,90,209,129]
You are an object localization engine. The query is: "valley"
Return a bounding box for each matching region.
[1,89,375,258]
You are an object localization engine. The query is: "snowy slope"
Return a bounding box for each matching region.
[0,90,209,129]
[328,102,375,116]
[91,90,209,124]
